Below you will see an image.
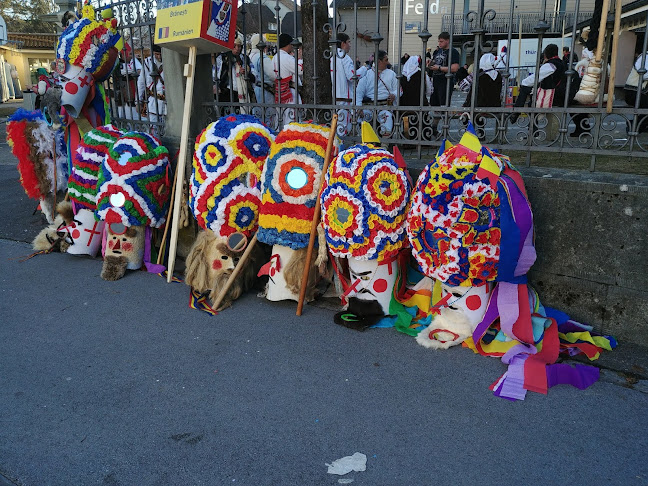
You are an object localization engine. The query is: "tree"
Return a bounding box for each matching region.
[300,0,332,110]
[0,0,57,33]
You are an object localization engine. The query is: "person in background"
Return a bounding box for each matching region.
[33,67,52,110]
[461,53,502,137]
[137,44,165,134]
[216,36,255,106]
[273,33,303,127]
[399,55,432,139]
[563,46,578,68]
[512,44,564,139]
[355,50,398,137]
[624,46,648,132]
[428,31,460,135]
[249,33,276,114]
[331,33,355,136]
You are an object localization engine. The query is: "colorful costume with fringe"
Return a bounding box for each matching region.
[401,124,615,400]
[7,108,68,203]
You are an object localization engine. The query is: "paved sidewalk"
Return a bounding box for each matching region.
[1,238,648,486]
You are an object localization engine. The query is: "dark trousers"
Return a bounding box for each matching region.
[430,76,453,107]
[218,89,239,103]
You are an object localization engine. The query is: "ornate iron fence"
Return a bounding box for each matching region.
[94,0,164,137]
[100,0,648,172]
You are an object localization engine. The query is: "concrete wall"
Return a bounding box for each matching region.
[406,165,648,346]
[338,7,390,64]
[520,167,648,346]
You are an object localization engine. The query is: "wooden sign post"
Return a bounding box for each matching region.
[153,0,238,281]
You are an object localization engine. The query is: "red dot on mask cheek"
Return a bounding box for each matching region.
[373,278,388,293]
[269,268,276,277]
[108,240,115,249]
[466,295,482,311]
[72,229,80,239]
[122,242,133,252]
[65,82,79,94]
[212,259,222,270]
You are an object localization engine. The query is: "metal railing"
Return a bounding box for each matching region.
[102,0,648,173]
[441,11,594,35]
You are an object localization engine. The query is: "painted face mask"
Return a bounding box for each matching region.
[59,208,105,257]
[257,123,339,302]
[320,127,412,329]
[416,282,492,349]
[346,257,399,315]
[59,63,93,118]
[186,114,275,309]
[101,223,145,280]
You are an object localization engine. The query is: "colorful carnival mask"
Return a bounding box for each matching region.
[55,4,121,86]
[59,63,92,118]
[186,114,275,309]
[406,125,535,348]
[95,131,171,280]
[59,208,105,257]
[101,223,145,280]
[321,124,411,328]
[6,109,68,225]
[256,123,339,302]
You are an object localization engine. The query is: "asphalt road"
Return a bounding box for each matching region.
[1,110,648,486]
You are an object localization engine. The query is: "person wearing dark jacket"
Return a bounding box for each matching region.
[217,37,256,104]
[461,53,502,137]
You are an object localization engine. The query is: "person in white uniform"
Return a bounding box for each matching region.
[330,33,355,136]
[355,50,398,137]
[273,33,303,128]
[249,33,276,125]
[137,45,165,135]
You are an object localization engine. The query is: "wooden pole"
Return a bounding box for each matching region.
[606,0,622,114]
[296,114,338,316]
[211,233,258,311]
[594,0,611,66]
[166,45,197,282]
[156,163,179,265]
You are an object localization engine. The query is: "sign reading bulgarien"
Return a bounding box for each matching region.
[155,0,237,54]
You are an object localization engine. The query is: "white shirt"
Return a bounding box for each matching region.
[250,50,275,86]
[330,47,355,101]
[273,49,302,86]
[634,55,648,81]
[355,68,399,105]
[137,56,162,101]
[121,57,142,77]
[521,61,556,88]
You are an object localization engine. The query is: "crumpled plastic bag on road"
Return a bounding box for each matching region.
[326,452,367,475]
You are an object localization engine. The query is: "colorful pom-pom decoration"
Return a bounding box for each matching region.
[95,132,171,228]
[406,126,526,287]
[320,143,411,262]
[68,125,123,210]
[56,4,121,82]
[189,114,275,238]
[257,123,339,249]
